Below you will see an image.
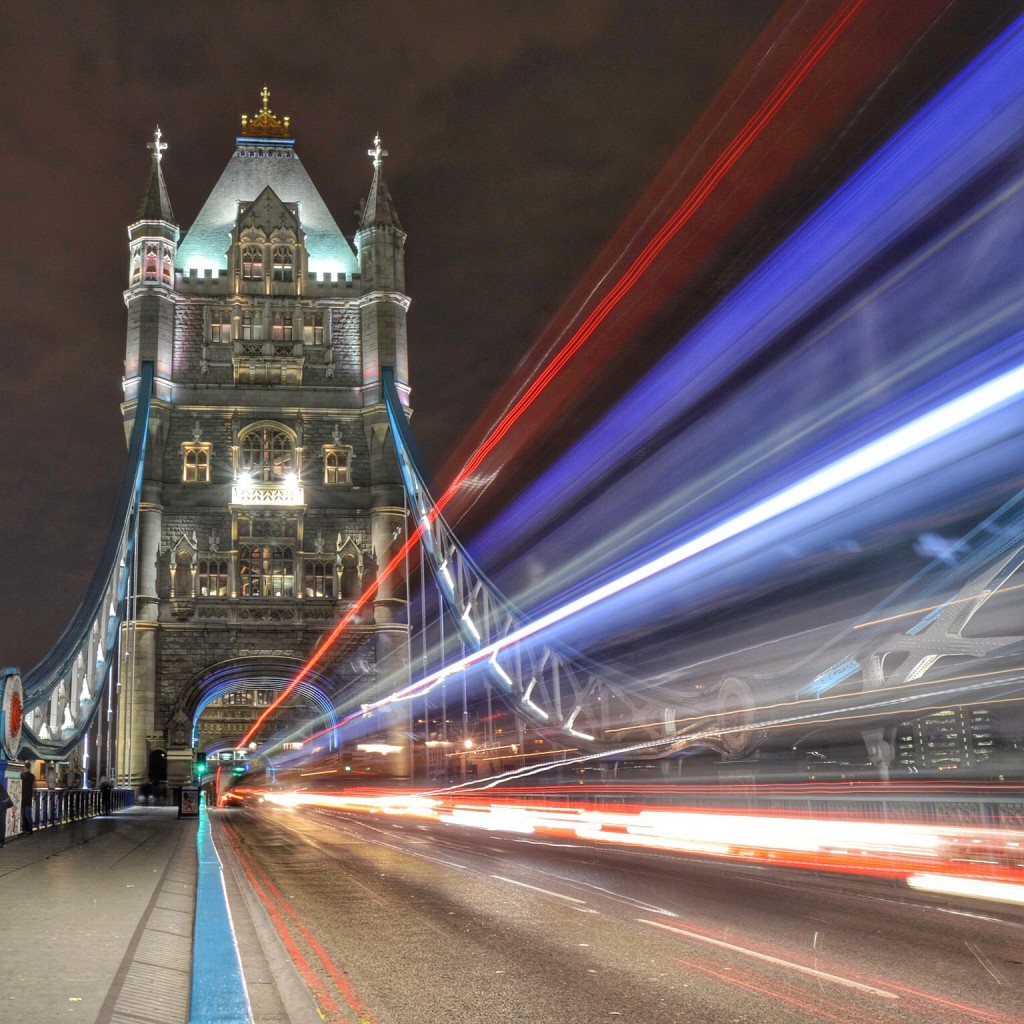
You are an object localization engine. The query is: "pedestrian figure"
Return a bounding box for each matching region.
[20,761,35,834]
[100,775,113,816]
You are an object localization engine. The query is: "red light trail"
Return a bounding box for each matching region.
[242,0,939,748]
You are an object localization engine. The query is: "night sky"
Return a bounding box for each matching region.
[0,1,1014,670]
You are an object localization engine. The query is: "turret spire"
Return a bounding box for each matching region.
[359,133,402,231]
[135,125,175,223]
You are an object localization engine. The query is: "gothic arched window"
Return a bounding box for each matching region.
[239,545,294,598]
[304,312,324,345]
[242,246,264,280]
[272,247,294,282]
[209,309,232,343]
[182,442,212,483]
[239,425,294,482]
[144,244,160,283]
[241,314,263,341]
[271,313,294,341]
[323,446,351,485]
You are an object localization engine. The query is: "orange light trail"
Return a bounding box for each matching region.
[241,0,869,748]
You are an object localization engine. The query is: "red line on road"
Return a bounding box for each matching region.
[221,819,380,1024]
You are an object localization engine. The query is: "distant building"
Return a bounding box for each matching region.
[893,705,1018,775]
[119,92,411,787]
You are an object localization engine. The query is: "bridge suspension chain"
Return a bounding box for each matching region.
[17,363,154,760]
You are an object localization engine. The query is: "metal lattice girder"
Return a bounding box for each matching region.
[385,365,1024,760]
[18,363,154,759]
[692,487,1024,758]
[382,367,694,750]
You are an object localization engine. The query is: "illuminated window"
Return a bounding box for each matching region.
[241,314,263,341]
[271,313,293,341]
[242,246,263,280]
[239,545,294,598]
[197,559,228,597]
[240,425,294,482]
[161,253,173,285]
[144,244,160,283]
[130,251,142,285]
[323,445,351,485]
[303,312,324,345]
[304,560,335,599]
[181,442,212,483]
[272,247,294,282]
[209,310,232,343]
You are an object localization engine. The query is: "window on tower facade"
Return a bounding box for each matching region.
[241,314,263,341]
[209,309,232,343]
[304,560,335,599]
[239,545,294,598]
[242,246,264,280]
[144,244,160,283]
[181,442,213,483]
[304,312,324,345]
[272,247,294,282]
[323,445,351,485]
[271,313,294,342]
[239,425,295,482]
[197,559,229,597]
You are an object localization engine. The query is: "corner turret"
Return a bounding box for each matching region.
[124,127,178,383]
[356,135,409,394]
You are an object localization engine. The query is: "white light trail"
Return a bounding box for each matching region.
[353,359,1024,723]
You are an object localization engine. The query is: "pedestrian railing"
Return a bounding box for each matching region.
[28,787,136,831]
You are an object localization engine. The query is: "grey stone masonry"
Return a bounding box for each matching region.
[121,121,413,786]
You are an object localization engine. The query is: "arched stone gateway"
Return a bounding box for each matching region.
[118,99,411,788]
[162,656,343,784]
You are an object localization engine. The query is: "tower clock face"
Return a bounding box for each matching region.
[2,672,24,757]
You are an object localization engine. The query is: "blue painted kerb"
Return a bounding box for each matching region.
[189,795,253,1024]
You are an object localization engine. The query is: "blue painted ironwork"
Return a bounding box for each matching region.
[382,366,667,749]
[19,362,154,759]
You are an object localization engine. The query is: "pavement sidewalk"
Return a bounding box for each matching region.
[0,807,196,1024]
[0,805,318,1024]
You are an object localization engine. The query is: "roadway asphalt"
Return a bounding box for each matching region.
[217,802,1024,1024]
[7,801,1023,1023]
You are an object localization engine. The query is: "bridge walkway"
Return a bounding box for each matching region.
[0,805,315,1024]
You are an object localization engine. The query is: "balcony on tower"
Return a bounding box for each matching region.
[231,473,305,507]
[231,339,305,385]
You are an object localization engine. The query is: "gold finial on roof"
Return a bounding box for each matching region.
[240,86,293,138]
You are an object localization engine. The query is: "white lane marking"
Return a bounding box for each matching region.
[547,874,678,917]
[491,875,588,905]
[965,940,1005,986]
[638,919,898,1000]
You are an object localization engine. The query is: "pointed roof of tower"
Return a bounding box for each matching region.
[359,134,402,232]
[176,90,357,278]
[135,126,176,223]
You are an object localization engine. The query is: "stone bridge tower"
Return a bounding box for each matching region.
[119,92,411,788]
